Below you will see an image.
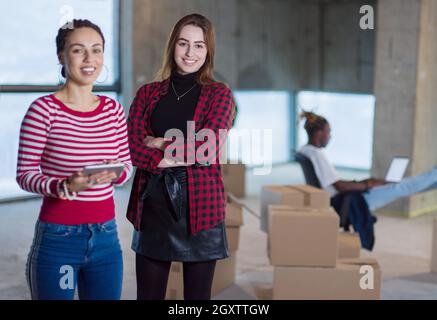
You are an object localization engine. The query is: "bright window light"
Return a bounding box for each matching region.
[296,91,375,170]
[231,91,292,166]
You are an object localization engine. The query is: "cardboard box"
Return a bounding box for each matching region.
[337,257,379,266]
[166,263,184,300]
[260,185,305,232]
[289,184,331,209]
[212,253,237,296]
[273,258,381,300]
[221,164,246,198]
[225,196,244,227]
[253,283,273,300]
[166,252,237,299]
[432,218,437,273]
[268,205,339,267]
[226,226,240,251]
[338,232,361,258]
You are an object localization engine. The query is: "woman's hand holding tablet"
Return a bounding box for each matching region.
[82,163,125,178]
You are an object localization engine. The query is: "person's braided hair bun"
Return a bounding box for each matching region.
[299,110,328,138]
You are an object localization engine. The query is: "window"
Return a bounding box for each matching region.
[0,0,118,86]
[0,0,119,200]
[229,91,293,166]
[296,91,375,170]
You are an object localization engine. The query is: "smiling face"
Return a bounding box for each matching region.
[59,27,104,85]
[174,24,207,75]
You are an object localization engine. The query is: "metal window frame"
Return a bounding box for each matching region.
[0,0,121,95]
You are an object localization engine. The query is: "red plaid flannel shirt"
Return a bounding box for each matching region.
[126,79,236,235]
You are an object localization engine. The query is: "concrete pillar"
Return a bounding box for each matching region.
[372,0,437,217]
[120,0,135,108]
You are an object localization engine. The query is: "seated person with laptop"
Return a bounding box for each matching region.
[299,111,437,212]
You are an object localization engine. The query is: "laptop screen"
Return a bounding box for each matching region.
[385,157,409,183]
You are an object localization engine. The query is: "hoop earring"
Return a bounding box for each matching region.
[96,65,109,84]
[58,64,66,85]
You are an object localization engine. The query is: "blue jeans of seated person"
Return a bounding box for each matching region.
[26,219,123,300]
[363,167,437,211]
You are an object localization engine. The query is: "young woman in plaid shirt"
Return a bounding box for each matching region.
[127,14,236,300]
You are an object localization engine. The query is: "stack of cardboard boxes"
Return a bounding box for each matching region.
[221,163,246,198]
[165,195,244,299]
[262,184,381,299]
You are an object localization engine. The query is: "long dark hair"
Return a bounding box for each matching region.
[56,19,105,78]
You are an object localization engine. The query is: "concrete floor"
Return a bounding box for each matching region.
[1,163,437,300]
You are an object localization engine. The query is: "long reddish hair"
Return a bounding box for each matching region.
[155,13,216,85]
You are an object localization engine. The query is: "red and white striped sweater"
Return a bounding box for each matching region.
[16,94,132,225]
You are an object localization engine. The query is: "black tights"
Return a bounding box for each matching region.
[136,254,216,300]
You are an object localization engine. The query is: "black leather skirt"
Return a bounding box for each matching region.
[131,167,229,262]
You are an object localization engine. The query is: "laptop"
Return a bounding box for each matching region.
[385,156,409,183]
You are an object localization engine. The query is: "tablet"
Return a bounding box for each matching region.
[385,157,409,183]
[83,163,125,178]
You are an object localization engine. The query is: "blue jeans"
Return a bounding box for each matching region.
[363,168,437,211]
[26,219,123,300]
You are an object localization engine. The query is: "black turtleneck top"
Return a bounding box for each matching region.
[151,70,201,138]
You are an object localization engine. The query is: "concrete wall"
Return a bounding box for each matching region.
[372,0,437,217]
[410,0,437,215]
[321,0,375,92]
[371,0,421,214]
[120,0,376,106]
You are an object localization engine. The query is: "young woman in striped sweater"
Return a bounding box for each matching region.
[16,19,132,300]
